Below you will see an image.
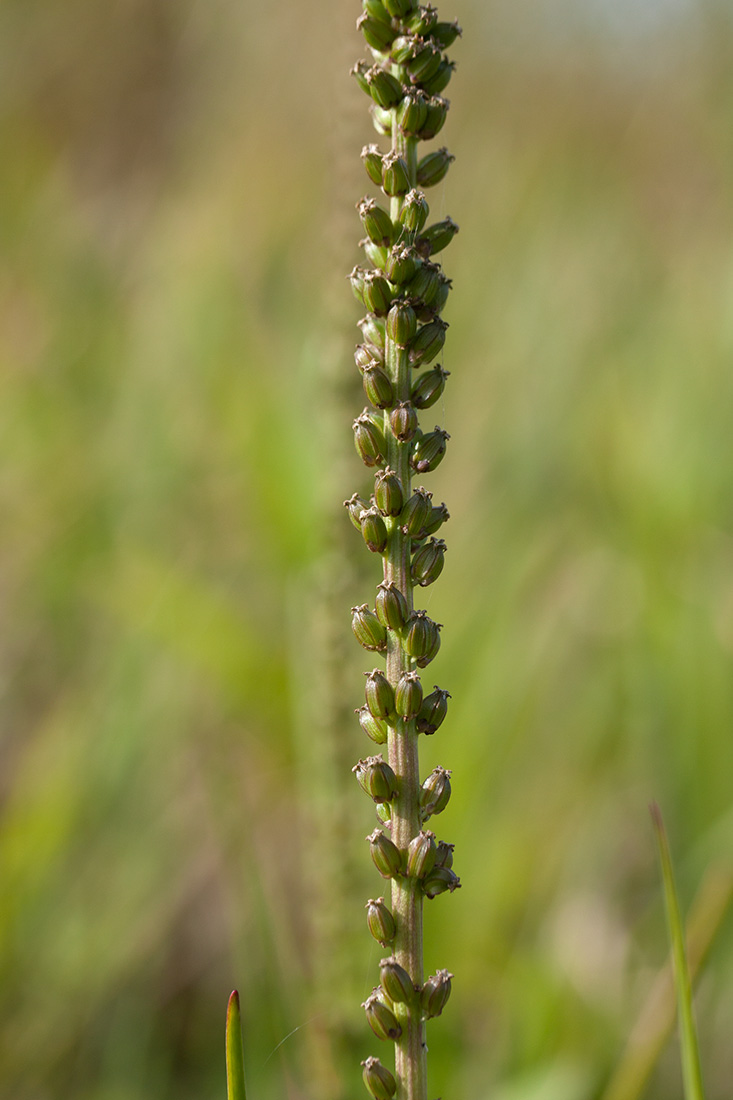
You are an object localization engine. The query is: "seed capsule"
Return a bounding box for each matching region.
[356,705,388,744]
[363,0,392,23]
[349,265,368,305]
[416,146,455,187]
[432,19,462,48]
[354,756,398,802]
[362,238,390,269]
[419,215,459,256]
[371,104,393,135]
[409,318,448,366]
[344,492,369,530]
[352,604,388,651]
[411,366,449,409]
[434,840,454,869]
[383,0,417,14]
[406,42,442,84]
[422,58,455,96]
[386,301,417,347]
[353,412,387,468]
[431,273,452,314]
[362,363,394,410]
[405,4,438,35]
[422,866,461,899]
[416,624,441,667]
[421,969,453,1018]
[366,897,397,946]
[400,486,432,536]
[357,12,397,52]
[375,801,392,826]
[389,401,418,444]
[355,342,383,370]
[368,828,403,878]
[385,245,420,286]
[399,188,430,234]
[351,59,372,95]
[396,88,429,134]
[411,536,446,586]
[394,671,423,720]
[365,668,396,720]
[359,313,386,348]
[404,610,441,661]
[362,143,385,186]
[362,1057,397,1100]
[406,258,441,304]
[358,198,396,246]
[375,581,408,631]
[363,990,402,1041]
[379,956,415,1003]
[381,150,411,196]
[389,35,419,64]
[407,829,437,879]
[360,505,389,553]
[420,766,452,817]
[416,685,450,734]
[363,270,394,315]
[366,66,404,109]
[374,468,404,516]
[421,501,449,536]
[410,426,449,473]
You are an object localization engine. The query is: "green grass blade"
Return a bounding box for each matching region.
[650,802,705,1100]
[226,990,248,1100]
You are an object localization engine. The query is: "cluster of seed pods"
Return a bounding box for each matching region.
[346,3,460,1099]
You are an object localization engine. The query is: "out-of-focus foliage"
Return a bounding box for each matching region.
[2,1,733,1099]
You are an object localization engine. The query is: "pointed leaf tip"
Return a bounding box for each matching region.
[226,989,247,1100]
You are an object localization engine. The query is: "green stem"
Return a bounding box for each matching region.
[384,119,426,1100]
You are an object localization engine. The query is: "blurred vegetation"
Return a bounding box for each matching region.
[2,1,733,1098]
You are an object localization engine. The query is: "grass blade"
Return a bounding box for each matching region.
[226,990,248,1100]
[650,802,705,1100]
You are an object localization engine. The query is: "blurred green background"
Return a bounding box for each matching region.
[3,1,733,1098]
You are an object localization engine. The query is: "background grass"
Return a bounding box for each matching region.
[2,1,733,1098]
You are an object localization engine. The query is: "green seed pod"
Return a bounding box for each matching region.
[360,505,389,552]
[368,828,403,879]
[394,671,423,720]
[366,897,397,946]
[421,969,453,1018]
[362,363,394,410]
[363,0,393,21]
[349,265,368,305]
[362,143,385,186]
[416,146,455,187]
[353,412,386,468]
[358,198,396,246]
[383,0,417,15]
[422,866,461,899]
[420,765,452,817]
[363,990,402,1041]
[399,188,430,234]
[415,623,441,667]
[359,313,386,348]
[396,88,429,134]
[406,42,442,84]
[352,604,388,652]
[363,270,394,315]
[356,705,389,744]
[411,365,449,409]
[365,668,396,720]
[409,318,448,366]
[406,258,441,303]
[375,581,408,630]
[419,215,459,256]
[357,12,397,52]
[344,492,369,530]
[432,19,462,48]
[389,35,418,64]
[400,486,432,536]
[385,244,420,285]
[411,536,446,586]
[361,238,390,269]
[430,272,452,313]
[390,401,419,443]
[380,956,415,1003]
[406,829,437,878]
[405,4,438,36]
[371,104,393,136]
[351,59,372,95]
[411,426,449,473]
[374,468,404,516]
[434,840,454,868]
[418,94,449,140]
[375,800,392,826]
[422,58,455,96]
[386,301,417,347]
[404,609,441,661]
[421,501,450,535]
[381,150,411,196]
[366,66,404,109]
[354,755,398,802]
[361,1057,397,1100]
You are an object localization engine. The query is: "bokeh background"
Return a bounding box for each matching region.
[3,0,733,1098]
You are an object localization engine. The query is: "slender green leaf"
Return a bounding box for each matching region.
[226,990,248,1100]
[650,802,705,1100]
